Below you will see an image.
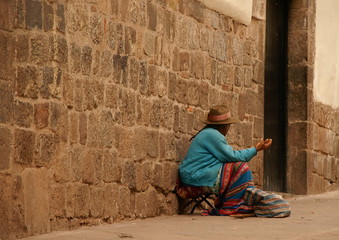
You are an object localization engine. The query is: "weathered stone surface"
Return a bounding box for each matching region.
[0,32,13,80]
[43,2,54,31]
[215,32,227,62]
[232,37,243,65]
[288,31,308,64]
[0,83,13,124]
[90,15,103,44]
[287,150,308,194]
[81,46,92,75]
[118,186,131,216]
[147,2,157,31]
[22,168,50,235]
[34,103,49,129]
[89,186,104,217]
[14,129,35,165]
[125,26,137,55]
[14,100,33,128]
[30,34,49,64]
[234,66,244,87]
[26,0,42,29]
[252,0,266,20]
[49,184,66,218]
[35,133,57,167]
[51,35,68,63]
[73,184,90,217]
[0,127,12,171]
[0,0,14,30]
[15,34,29,63]
[104,183,119,217]
[176,16,188,49]
[56,3,66,32]
[188,0,205,23]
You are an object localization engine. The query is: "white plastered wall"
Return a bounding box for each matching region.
[314,0,339,109]
[198,0,253,25]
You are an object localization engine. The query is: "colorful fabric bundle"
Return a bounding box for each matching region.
[243,187,291,218]
[205,162,255,216]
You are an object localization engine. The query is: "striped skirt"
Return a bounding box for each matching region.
[204,162,291,218]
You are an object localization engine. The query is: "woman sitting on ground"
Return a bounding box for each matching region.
[178,105,290,217]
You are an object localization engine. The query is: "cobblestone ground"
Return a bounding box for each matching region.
[22,191,339,240]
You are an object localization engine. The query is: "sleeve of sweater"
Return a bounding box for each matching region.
[201,130,257,163]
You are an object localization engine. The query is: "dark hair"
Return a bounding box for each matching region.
[190,124,226,141]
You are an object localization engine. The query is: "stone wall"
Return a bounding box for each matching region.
[0,0,266,238]
[287,0,339,194]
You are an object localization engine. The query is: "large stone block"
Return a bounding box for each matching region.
[253,60,264,85]
[34,103,49,129]
[21,168,50,235]
[0,127,12,171]
[53,148,72,183]
[79,112,87,145]
[104,183,119,218]
[15,65,39,99]
[159,98,174,130]
[43,2,54,31]
[83,80,104,110]
[50,103,68,143]
[90,15,103,44]
[0,32,14,80]
[89,186,104,217]
[234,66,244,87]
[147,2,157,31]
[56,3,66,32]
[103,150,121,183]
[188,0,205,23]
[70,147,85,182]
[252,0,266,20]
[288,31,308,64]
[125,26,136,55]
[108,22,123,51]
[215,32,227,62]
[159,132,176,161]
[0,82,13,124]
[232,37,243,65]
[129,57,140,90]
[82,149,102,184]
[49,184,66,218]
[287,150,307,194]
[41,66,62,99]
[288,122,308,149]
[26,0,42,29]
[135,161,152,192]
[35,133,57,167]
[30,34,49,64]
[0,176,12,238]
[116,127,135,158]
[158,8,175,42]
[15,34,29,63]
[14,129,35,165]
[81,46,92,75]
[0,0,14,30]
[176,16,188,49]
[73,184,90,218]
[118,186,131,216]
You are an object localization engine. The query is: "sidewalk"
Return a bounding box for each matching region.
[23,191,339,240]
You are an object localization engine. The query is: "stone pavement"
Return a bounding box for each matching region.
[22,191,339,240]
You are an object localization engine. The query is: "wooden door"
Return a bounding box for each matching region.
[264,0,289,192]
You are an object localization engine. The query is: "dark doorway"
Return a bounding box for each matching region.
[264,0,289,192]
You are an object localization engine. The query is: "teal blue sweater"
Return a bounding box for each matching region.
[179,128,257,187]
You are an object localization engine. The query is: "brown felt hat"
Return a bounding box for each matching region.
[201,105,240,125]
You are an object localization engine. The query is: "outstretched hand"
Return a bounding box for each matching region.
[255,138,272,151]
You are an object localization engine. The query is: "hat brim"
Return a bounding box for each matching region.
[200,116,240,125]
